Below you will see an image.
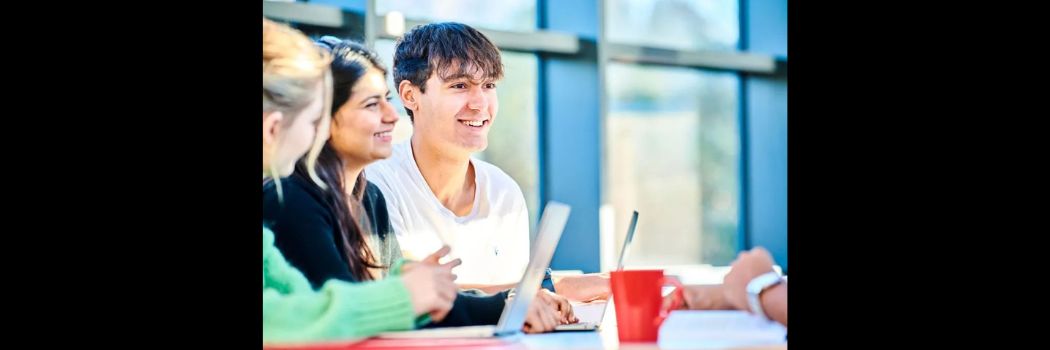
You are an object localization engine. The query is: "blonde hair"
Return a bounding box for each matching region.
[262,18,332,197]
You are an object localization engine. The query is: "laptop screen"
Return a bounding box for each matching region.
[493,201,571,334]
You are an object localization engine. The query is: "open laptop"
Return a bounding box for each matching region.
[376,201,572,339]
[554,210,640,332]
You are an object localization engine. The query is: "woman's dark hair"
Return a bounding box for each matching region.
[293,36,389,281]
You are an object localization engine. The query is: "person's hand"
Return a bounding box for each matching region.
[401,246,461,321]
[536,289,577,324]
[552,273,610,302]
[722,247,776,311]
[664,284,734,310]
[521,292,561,333]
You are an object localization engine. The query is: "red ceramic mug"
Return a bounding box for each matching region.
[610,269,684,342]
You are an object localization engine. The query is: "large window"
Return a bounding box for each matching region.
[377,0,536,31]
[604,0,742,266]
[605,63,740,266]
[606,0,739,51]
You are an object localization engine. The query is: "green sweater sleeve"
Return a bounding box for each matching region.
[263,227,417,343]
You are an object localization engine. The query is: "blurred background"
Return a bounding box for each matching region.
[264,0,787,274]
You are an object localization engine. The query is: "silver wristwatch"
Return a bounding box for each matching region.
[746,271,783,321]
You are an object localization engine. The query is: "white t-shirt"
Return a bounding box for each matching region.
[366,141,530,285]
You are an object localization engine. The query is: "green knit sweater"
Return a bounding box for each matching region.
[263,226,418,343]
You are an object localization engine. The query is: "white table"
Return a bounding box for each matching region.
[519,297,786,350]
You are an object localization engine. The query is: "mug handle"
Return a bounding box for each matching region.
[654,276,685,327]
